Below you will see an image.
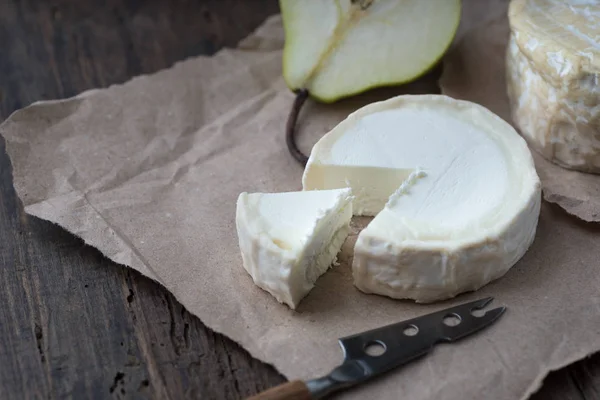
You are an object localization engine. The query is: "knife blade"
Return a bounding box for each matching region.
[247,296,506,400]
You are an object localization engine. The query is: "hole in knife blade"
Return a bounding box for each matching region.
[403,324,418,336]
[443,313,461,327]
[471,308,486,317]
[364,341,386,357]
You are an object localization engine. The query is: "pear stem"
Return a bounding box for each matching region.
[286,89,309,166]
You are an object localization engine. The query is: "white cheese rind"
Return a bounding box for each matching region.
[507,0,600,173]
[353,190,540,303]
[235,188,352,309]
[303,94,541,303]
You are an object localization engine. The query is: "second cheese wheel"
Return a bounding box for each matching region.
[507,0,600,173]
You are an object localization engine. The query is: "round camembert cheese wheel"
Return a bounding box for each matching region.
[303,95,542,303]
[236,188,353,309]
[507,0,600,173]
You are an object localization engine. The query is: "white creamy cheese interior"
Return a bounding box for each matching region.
[236,188,353,309]
[303,95,541,302]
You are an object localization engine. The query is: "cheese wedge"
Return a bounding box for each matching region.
[303,95,541,303]
[236,188,353,309]
[507,0,600,173]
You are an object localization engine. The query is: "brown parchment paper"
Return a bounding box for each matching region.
[440,0,600,222]
[2,10,600,400]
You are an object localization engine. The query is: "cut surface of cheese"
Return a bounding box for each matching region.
[303,95,541,303]
[236,188,353,309]
[507,0,600,173]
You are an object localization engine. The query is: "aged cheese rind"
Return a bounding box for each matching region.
[507,0,600,173]
[236,188,352,309]
[303,95,541,303]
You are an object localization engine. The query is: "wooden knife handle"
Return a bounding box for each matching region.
[247,380,312,400]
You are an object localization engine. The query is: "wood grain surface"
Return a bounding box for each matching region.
[0,1,598,399]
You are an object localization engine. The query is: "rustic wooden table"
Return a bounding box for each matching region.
[0,1,598,399]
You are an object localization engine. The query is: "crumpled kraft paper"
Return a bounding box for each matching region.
[2,9,600,400]
[440,0,600,222]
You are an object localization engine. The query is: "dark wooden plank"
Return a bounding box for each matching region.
[0,1,597,399]
[0,1,284,399]
[532,356,600,400]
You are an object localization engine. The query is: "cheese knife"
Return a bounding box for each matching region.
[247,296,505,400]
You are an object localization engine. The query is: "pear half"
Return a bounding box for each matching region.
[280,0,461,103]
